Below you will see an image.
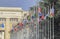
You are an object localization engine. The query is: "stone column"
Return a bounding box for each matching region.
[5,18,10,39]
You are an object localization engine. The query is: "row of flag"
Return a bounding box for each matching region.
[10,22,24,32]
[27,6,54,21]
[10,5,54,33]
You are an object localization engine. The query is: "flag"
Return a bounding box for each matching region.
[38,13,42,17]
[44,13,49,20]
[23,19,27,25]
[32,13,37,19]
[38,7,42,13]
[38,7,44,20]
[41,15,44,20]
[37,18,42,23]
[19,22,23,27]
[18,22,24,30]
[49,6,54,18]
[38,7,42,19]
[14,27,18,32]
[11,26,14,32]
[27,15,31,21]
[32,15,35,19]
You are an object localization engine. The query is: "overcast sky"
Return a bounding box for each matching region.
[0,0,37,10]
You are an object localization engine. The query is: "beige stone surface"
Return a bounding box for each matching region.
[0,7,29,39]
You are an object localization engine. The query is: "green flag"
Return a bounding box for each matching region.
[27,15,31,21]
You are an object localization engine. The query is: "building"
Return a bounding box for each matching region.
[0,7,29,39]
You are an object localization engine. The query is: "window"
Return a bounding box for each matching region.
[10,18,18,22]
[0,18,6,21]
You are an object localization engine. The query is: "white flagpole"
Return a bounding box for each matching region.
[50,4,51,39]
[44,6,47,39]
[35,0,40,39]
[53,11,54,39]
[34,0,38,39]
[52,3,54,39]
[48,6,49,39]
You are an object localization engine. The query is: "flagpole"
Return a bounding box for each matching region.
[52,2,54,39]
[37,2,42,39]
[35,0,39,39]
[50,4,51,39]
[44,5,46,39]
[48,6,49,39]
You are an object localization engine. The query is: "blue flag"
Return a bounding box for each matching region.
[38,13,42,17]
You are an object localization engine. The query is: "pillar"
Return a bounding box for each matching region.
[5,18,10,39]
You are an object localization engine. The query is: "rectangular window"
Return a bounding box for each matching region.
[10,18,18,22]
[0,18,6,21]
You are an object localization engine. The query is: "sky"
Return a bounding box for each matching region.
[0,0,37,11]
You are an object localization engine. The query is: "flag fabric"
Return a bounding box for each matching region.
[38,7,45,21]
[38,7,42,13]
[38,7,42,18]
[49,6,54,18]
[14,27,18,32]
[19,22,24,30]
[31,13,37,19]
[11,26,14,32]
[38,7,43,23]
[32,15,35,19]
[41,15,44,20]
[44,11,49,20]
[27,15,31,21]
[23,19,27,25]
[19,22,23,27]
[38,13,42,17]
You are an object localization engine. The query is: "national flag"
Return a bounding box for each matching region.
[38,7,42,12]
[11,26,14,32]
[32,15,35,19]
[14,27,18,32]
[49,6,54,18]
[23,19,27,25]
[41,15,44,20]
[44,12,49,20]
[27,15,31,21]
[32,13,37,19]
[37,18,42,22]
[38,13,42,17]
[17,22,24,30]
[38,7,42,19]
[19,22,23,27]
